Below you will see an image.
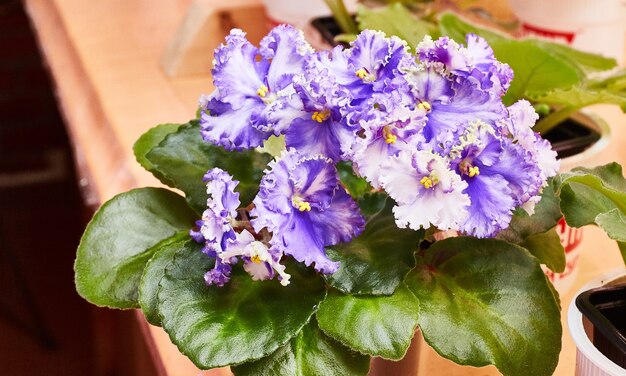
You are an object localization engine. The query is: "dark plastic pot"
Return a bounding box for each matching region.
[576,284,626,369]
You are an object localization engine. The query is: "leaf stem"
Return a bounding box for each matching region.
[324,0,359,34]
[534,105,580,135]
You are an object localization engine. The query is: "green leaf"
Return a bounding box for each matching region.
[557,163,626,218]
[336,161,372,199]
[157,243,327,369]
[489,39,581,105]
[232,319,370,376]
[357,3,439,47]
[520,228,565,273]
[438,13,617,77]
[316,285,420,360]
[75,188,198,308]
[133,123,182,185]
[438,12,506,44]
[145,121,272,214]
[405,237,561,376]
[497,179,562,243]
[138,233,189,326]
[325,200,423,295]
[357,192,388,217]
[533,41,617,75]
[595,209,626,242]
[531,85,626,112]
[496,179,565,271]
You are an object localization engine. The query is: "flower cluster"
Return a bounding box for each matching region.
[193,25,559,286]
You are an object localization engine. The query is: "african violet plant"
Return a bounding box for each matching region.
[75,25,626,376]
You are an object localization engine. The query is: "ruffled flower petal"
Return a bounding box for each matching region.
[251,149,364,274]
[380,151,470,230]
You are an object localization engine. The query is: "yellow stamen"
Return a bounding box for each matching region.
[251,255,262,264]
[311,110,330,123]
[382,126,397,144]
[297,201,311,212]
[417,101,432,112]
[256,84,269,98]
[355,68,369,79]
[468,166,480,178]
[420,176,433,189]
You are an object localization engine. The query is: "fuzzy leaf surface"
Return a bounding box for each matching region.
[316,285,420,360]
[75,188,197,308]
[138,233,189,325]
[133,122,182,185]
[145,121,272,213]
[325,201,423,295]
[157,245,326,369]
[405,237,562,376]
[232,320,370,376]
[358,3,439,47]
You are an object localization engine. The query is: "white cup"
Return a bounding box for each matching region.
[508,0,626,64]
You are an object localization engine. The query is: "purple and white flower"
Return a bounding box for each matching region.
[191,168,291,286]
[200,26,313,150]
[251,149,365,274]
[380,150,470,231]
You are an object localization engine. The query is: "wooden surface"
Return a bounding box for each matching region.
[24,0,626,375]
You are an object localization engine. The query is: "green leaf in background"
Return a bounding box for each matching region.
[496,179,565,271]
[532,85,626,112]
[405,237,561,376]
[531,84,626,133]
[357,192,388,217]
[337,161,372,199]
[534,41,617,75]
[157,245,327,369]
[490,39,581,105]
[133,122,182,186]
[75,188,198,308]
[357,3,439,47]
[144,121,272,214]
[138,233,189,326]
[438,12,506,44]
[325,200,423,295]
[232,319,370,376]
[438,12,617,77]
[317,285,419,360]
[556,163,626,262]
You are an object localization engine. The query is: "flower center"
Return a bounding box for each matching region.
[291,196,312,212]
[256,84,269,98]
[383,126,397,144]
[417,101,431,112]
[311,110,330,123]
[251,255,262,264]
[355,68,376,82]
[459,160,480,178]
[420,174,439,189]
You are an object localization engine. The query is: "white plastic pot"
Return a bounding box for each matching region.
[508,0,626,64]
[568,269,626,376]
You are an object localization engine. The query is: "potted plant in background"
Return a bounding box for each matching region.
[74,21,626,376]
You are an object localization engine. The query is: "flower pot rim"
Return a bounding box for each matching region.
[568,268,626,375]
[558,110,611,170]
